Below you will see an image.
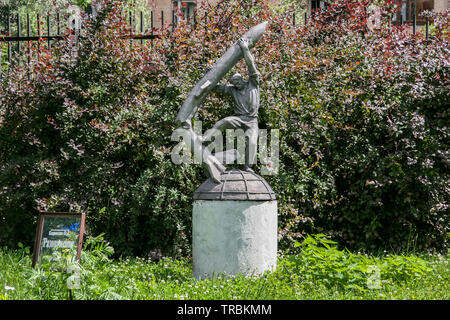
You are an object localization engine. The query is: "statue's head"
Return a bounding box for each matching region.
[230,73,245,90]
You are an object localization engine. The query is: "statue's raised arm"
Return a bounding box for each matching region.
[237,38,261,87]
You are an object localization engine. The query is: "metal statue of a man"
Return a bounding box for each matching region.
[203,38,261,172]
[174,22,268,183]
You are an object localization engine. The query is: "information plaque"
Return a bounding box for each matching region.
[32,212,86,267]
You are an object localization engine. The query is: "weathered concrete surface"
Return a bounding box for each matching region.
[193,200,277,279]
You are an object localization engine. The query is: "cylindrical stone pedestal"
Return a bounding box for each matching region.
[193,200,277,279]
[192,169,277,279]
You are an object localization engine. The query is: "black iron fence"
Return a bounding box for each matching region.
[0,6,432,80]
[0,9,163,79]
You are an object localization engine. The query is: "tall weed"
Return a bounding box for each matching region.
[283,234,432,292]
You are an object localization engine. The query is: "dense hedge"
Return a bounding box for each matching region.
[0,0,448,256]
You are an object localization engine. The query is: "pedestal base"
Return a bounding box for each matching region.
[192,200,277,279]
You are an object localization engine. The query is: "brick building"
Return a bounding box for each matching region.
[396,0,448,23]
[149,0,218,28]
[148,0,448,29]
[308,0,449,25]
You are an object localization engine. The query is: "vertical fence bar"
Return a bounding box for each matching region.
[140,11,144,45]
[7,15,11,67]
[161,10,164,28]
[57,12,61,37]
[129,10,133,47]
[151,10,154,33]
[47,13,51,51]
[425,18,429,40]
[37,13,41,60]
[172,9,175,32]
[27,13,30,37]
[17,14,21,66]
[293,12,296,27]
[304,12,307,25]
[27,13,31,79]
[57,12,60,63]
[204,9,207,36]
[193,7,197,29]
[412,1,416,35]
[151,10,154,47]
[389,13,393,33]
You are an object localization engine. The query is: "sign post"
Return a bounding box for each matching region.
[32,212,86,268]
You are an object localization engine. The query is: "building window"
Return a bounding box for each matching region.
[310,0,329,11]
[173,1,196,24]
[396,0,434,24]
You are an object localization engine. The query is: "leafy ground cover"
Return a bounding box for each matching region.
[0,234,448,300]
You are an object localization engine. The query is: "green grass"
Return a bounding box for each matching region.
[0,234,448,300]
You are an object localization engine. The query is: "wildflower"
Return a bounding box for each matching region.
[4,286,15,291]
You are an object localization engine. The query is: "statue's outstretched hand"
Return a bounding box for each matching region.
[237,38,249,51]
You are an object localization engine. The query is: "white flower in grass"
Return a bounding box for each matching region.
[4,286,15,291]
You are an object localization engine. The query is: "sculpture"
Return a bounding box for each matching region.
[179,23,278,279]
[204,38,261,173]
[175,22,268,183]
